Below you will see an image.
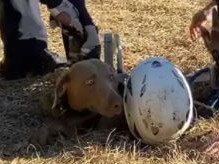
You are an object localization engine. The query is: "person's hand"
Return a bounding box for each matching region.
[49,0,83,35]
[189,10,208,41]
[204,141,219,159]
[80,25,100,56]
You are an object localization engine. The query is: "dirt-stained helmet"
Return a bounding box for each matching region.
[123,57,193,144]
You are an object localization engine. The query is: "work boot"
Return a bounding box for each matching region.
[0,49,67,80]
[29,50,67,76]
[0,38,68,80]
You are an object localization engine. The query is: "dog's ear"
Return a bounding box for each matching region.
[52,71,70,110]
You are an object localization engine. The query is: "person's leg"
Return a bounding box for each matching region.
[62,32,70,60]
[0,37,66,80]
[0,38,27,79]
[1,38,34,79]
[27,38,67,76]
[0,0,67,80]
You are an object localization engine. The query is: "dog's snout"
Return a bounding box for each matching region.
[107,88,123,116]
[112,103,121,111]
[110,99,122,115]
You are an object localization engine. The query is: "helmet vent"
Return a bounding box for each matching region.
[151,61,162,68]
[173,112,176,121]
[176,78,185,89]
[142,74,147,84]
[172,70,178,78]
[126,78,133,96]
[172,70,185,89]
[140,84,146,97]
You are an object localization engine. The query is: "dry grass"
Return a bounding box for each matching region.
[1,0,219,163]
[39,0,212,72]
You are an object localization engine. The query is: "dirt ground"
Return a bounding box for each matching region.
[1,0,219,163]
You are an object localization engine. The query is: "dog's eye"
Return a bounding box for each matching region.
[85,79,95,86]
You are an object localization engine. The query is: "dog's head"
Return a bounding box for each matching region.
[52,59,123,118]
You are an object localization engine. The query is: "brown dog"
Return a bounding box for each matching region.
[53,59,123,118]
[31,59,126,145]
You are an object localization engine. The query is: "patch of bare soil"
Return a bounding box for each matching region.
[0,73,56,158]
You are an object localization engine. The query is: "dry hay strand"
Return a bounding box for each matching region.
[86,0,212,73]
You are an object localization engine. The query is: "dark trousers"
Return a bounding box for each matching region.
[1,38,52,79]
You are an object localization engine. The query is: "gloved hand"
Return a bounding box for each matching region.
[49,0,83,35]
[80,25,100,57]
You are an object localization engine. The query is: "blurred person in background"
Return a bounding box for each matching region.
[189,1,216,40]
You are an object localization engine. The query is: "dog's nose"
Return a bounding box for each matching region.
[111,102,122,114]
[113,103,120,110]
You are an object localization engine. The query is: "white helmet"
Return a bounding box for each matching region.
[123,57,194,144]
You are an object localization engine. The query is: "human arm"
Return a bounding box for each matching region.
[189,1,216,40]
